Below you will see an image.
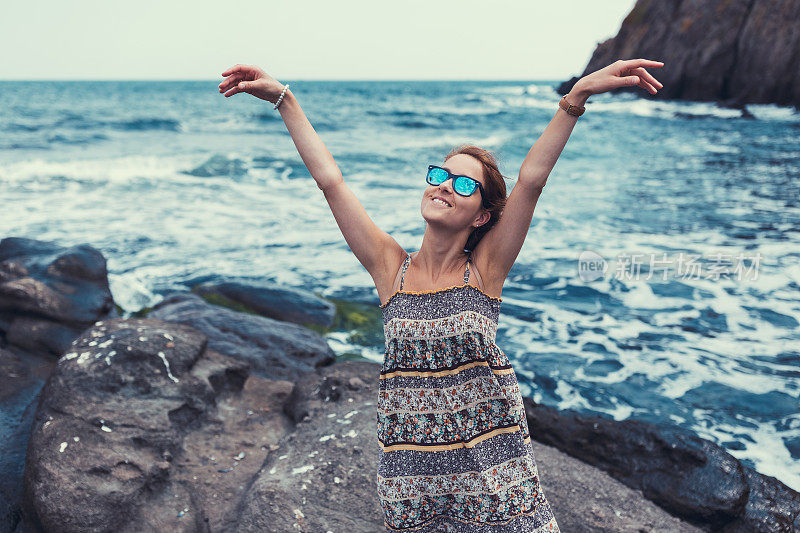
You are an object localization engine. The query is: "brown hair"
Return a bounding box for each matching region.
[443,144,509,252]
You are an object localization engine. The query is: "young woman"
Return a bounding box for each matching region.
[219,58,663,532]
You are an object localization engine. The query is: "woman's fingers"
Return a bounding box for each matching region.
[219,72,244,92]
[621,58,664,70]
[617,59,664,92]
[222,85,244,98]
[219,64,265,94]
[632,67,663,89]
[616,74,655,94]
[639,79,657,93]
[219,64,254,90]
[219,64,270,98]
[221,64,250,77]
[630,67,660,93]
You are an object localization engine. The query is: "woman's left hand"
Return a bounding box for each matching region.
[574,58,665,98]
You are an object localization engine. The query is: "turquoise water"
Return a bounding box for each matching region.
[1,80,798,491]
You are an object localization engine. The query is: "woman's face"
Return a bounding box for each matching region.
[421,154,489,230]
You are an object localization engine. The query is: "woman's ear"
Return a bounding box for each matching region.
[473,210,491,228]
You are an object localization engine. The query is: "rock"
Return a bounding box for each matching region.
[0,237,116,357]
[235,360,384,532]
[4,232,794,531]
[16,316,749,532]
[0,237,120,529]
[0,347,55,533]
[0,492,18,533]
[348,376,366,390]
[237,360,704,532]
[523,397,800,531]
[530,440,704,532]
[182,154,248,178]
[21,318,296,533]
[726,466,800,532]
[147,292,336,381]
[558,0,800,109]
[191,280,336,329]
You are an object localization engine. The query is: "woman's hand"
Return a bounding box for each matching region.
[218,64,286,103]
[573,58,664,98]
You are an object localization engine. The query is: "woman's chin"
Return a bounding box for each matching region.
[421,209,460,227]
[423,204,453,215]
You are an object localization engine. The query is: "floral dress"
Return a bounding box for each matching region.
[376,251,560,532]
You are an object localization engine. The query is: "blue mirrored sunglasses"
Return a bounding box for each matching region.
[426,165,488,209]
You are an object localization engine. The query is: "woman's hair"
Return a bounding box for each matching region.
[443,144,509,253]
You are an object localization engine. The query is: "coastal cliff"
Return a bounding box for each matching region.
[559,0,800,109]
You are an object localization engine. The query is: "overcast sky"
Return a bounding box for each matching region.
[1,0,638,81]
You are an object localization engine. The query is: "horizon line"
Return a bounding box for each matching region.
[0,78,569,83]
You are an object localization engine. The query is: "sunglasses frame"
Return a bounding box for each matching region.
[426,165,489,209]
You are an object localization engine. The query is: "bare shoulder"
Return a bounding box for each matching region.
[370,234,408,306]
[470,246,505,299]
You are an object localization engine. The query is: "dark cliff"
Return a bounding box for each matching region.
[558,0,800,109]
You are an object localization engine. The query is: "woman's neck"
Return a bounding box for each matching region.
[412,244,469,283]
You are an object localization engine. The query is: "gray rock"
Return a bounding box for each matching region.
[21,318,296,533]
[531,440,705,532]
[237,361,706,532]
[148,292,336,381]
[523,397,800,531]
[182,154,248,178]
[17,318,732,532]
[235,360,384,532]
[192,280,336,329]
[0,237,115,357]
[0,347,52,533]
[559,0,800,109]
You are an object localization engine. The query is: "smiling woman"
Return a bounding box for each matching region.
[218,57,664,531]
[438,145,508,255]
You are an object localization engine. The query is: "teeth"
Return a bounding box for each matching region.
[432,198,451,207]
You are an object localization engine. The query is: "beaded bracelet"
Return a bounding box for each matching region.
[274,84,290,110]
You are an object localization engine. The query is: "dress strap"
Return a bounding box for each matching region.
[463,251,471,284]
[399,253,411,290]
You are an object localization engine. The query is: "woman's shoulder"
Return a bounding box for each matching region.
[375,246,411,307]
[469,248,504,299]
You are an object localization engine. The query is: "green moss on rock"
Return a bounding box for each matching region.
[326,297,384,346]
[192,288,262,316]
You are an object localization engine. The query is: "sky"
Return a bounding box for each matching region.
[1,0,638,81]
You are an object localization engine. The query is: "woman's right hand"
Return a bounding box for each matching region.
[218,64,286,103]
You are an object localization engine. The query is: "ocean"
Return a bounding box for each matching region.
[1,79,798,491]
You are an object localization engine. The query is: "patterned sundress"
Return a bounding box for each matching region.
[377,251,561,532]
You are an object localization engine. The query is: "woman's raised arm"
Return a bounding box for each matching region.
[219,65,405,287]
[473,59,664,288]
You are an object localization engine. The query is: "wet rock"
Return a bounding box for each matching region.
[0,346,54,533]
[148,292,336,381]
[531,439,705,532]
[182,154,248,178]
[191,280,336,329]
[0,237,116,357]
[523,397,800,531]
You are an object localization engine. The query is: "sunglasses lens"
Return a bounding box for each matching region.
[428,167,448,184]
[454,176,476,196]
